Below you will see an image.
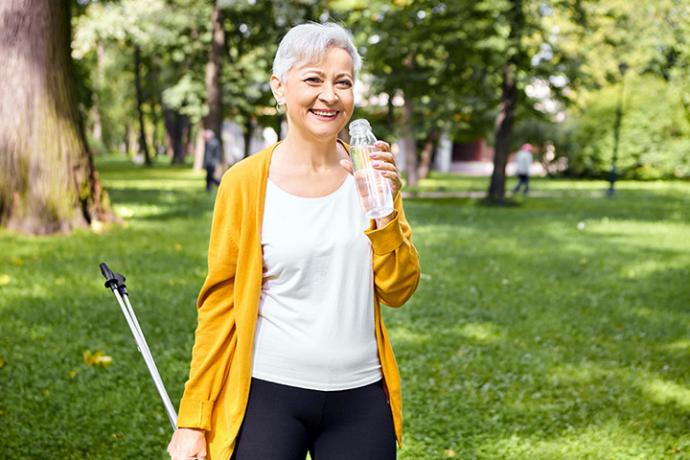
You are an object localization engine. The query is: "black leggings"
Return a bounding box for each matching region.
[231,378,397,460]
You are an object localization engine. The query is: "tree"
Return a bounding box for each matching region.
[487,0,527,203]
[0,0,113,234]
[478,0,590,202]
[343,0,496,187]
[73,0,197,163]
[556,0,690,179]
[204,4,225,149]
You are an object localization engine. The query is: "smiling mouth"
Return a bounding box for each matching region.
[309,109,339,120]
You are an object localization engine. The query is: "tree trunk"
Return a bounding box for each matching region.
[401,94,419,187]
[164,107,187,165]
[204,5,224,149]
[90,102,102,144]
[243,118,254,159]
[487,0,525,203]
[90,42,105,148]
[133,45,151,165]
[386,92,395,132]
[487,64,518,202]
[150,101,161,157]
[0,0,114,234]
[417,130,439,180]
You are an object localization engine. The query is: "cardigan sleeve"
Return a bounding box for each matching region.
[177,177,240,430]
[364,193,420,307]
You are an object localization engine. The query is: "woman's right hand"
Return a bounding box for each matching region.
[167,428,207,460]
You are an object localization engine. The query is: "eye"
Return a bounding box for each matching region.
[336,80,353,88]
[304,77,322,84]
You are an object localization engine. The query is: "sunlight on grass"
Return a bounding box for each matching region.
[641,378,690,411]
[390,326,430,346]
[112,202,167,219]
[2,161,688,459]
[483,420,674,459]
[548,362,612,385]
[106,178,202,190]
[456,322,504,344]
[665,339,690,352]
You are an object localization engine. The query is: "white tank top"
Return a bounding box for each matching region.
[251,174,382,390]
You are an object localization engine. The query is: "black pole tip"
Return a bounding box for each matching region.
[99,263,114,280]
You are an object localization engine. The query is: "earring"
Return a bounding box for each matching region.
[275,102,285,115]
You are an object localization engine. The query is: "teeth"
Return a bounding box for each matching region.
[313,110,336,116]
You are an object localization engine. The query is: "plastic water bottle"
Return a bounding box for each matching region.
[348,119,394,219]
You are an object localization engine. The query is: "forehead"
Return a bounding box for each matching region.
[292,47,354,74]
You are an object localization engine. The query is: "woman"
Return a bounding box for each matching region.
[167,22,420,460]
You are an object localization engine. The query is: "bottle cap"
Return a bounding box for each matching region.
[349,119,372,136]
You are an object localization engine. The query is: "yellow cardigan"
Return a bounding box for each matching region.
[177,143,420,460]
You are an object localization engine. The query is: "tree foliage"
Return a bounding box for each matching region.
[564,75,690,179]
[559,0,690,179]
[69,0,690,179]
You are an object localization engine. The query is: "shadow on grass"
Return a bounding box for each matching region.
[1,164,688,459]
[388,195,690,459]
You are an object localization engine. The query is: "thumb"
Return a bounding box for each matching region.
[339,159,353,175]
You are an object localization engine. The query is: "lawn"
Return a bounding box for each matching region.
[1,157,688,459]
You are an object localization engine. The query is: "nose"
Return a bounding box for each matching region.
[318,83,338,104]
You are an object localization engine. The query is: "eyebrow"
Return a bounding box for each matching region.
[300,69,353,79]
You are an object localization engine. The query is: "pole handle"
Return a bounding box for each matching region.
[100,262,128,295]
[100,262,116,286]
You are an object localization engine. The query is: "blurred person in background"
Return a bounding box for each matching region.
[203,129,222,192]
[513,143,534,195]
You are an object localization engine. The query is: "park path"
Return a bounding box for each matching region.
[401,190,601,199]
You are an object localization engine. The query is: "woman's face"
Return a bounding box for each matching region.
[272,47,355,142]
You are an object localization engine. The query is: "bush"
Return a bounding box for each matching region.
[562,74,690,179]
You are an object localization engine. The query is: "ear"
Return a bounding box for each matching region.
[270,75,285,105]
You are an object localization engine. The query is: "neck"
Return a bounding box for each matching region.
[280,129,340,172]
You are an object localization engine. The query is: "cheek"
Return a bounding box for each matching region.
[341,92,355,113]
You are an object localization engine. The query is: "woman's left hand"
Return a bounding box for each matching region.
[340,140,400,229]
[369,141,402,200]
[340,140,402,199]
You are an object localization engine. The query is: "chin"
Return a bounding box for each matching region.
[306,122,346,140]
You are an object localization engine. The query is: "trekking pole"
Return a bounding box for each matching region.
[99,262,178,431]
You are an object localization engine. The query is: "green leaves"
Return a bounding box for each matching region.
[564,74,690,178]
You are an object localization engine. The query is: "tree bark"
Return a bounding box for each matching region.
[487,0,525,203]
[204,5,224,149]
[133,45,151,165]
[417,130,439,180]
[164,107,188,165]
[401,94,419,187]
[386,92,395,132]
[487,64,518,202]
[90,42,105,147]
[243,118,253,159]
[0,0,114,234]
[150,101,161,157]
[90,102,102,144]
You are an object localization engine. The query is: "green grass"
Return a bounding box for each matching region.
[1,160,688,459]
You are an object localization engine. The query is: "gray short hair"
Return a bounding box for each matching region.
[272,22,361,82]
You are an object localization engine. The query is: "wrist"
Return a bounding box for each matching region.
[374,213,394,229]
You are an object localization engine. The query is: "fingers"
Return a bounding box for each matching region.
[169,452,206,460]
[370,158,402,197]
[370,159,397,173]
[374,140,390,152]
[167,429,207,460]
[369,149,395,164]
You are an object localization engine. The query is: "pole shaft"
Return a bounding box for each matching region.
[112,288,178,431]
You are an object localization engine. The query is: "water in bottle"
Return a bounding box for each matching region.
[348,119,394,219]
